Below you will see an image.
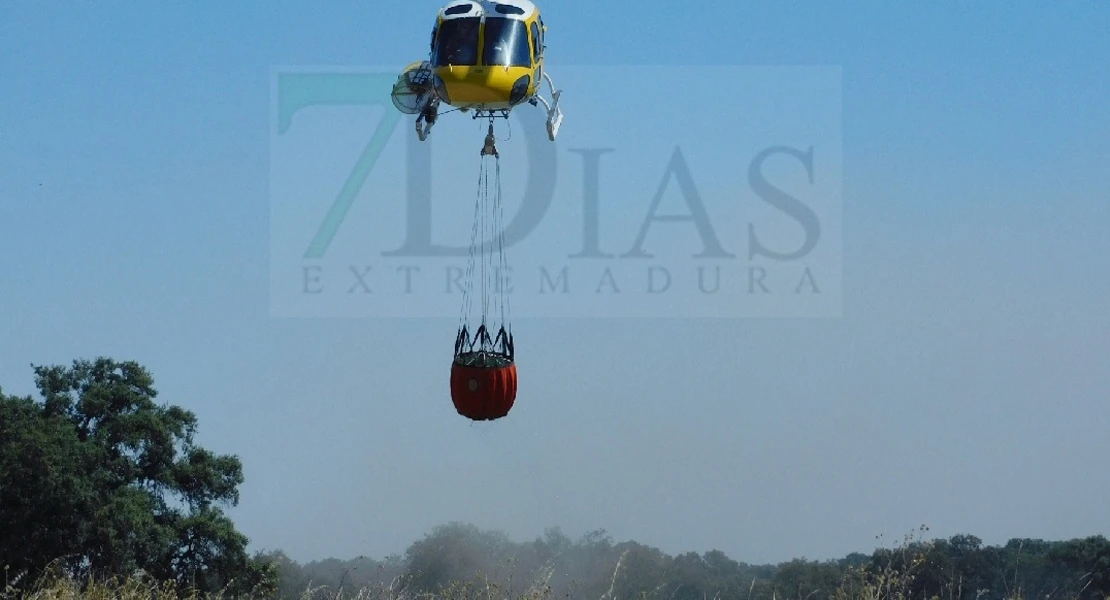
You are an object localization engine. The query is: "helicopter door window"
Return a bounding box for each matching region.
[530,21,541,60]
[433,17,480,66]
[481,17,531,67]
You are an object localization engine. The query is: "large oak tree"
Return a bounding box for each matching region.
[0,358,274,593]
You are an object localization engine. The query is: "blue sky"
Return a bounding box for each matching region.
[2,1,1109,564]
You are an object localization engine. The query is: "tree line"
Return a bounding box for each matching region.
[259,523,1110,600]
[2,358,1107,599]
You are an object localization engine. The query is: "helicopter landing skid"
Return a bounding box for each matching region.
[533,71,563,141]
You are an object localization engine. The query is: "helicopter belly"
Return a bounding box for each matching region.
[435,66,534,110]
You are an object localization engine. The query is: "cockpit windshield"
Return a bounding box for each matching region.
[481,17,532,67]
[433,17,480,66]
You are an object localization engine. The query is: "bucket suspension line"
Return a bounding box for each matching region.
[455,119,513,364]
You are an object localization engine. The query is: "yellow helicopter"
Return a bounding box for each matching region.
[391,0,564,142]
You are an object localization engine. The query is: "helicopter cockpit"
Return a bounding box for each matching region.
[431,13,535,68]
[432,16,479,66]
[481,17,532,67]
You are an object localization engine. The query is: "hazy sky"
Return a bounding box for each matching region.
[2,2,1109,566]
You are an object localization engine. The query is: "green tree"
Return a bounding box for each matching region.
[1048,535,1110,598]
[606,542,668,599]
[0,358,272,594]
[774,558,843,600]
[402,522,515,593]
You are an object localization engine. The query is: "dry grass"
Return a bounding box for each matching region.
[2,576,558,600]
[2,566,556,600]
[5,568,1105,600]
